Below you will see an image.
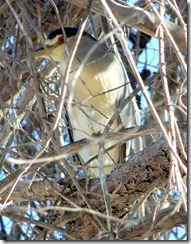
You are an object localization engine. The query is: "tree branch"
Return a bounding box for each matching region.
[1,129,187,206]
[115,206,187,240]
[63,0,186,54]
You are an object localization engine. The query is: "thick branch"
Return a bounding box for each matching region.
[0,134,187,239]
[1,132,187,206]
[64,0,187,54]
[0,206,187,240]
[116,206,187,240]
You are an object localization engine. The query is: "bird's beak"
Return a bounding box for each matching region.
[33,44,58,59]
[33,46,46,58]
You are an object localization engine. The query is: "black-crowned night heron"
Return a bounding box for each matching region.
[34,27,141,177]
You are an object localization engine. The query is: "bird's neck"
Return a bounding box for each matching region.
[68,36,107,63]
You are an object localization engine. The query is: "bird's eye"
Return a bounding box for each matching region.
[58,36,65,44]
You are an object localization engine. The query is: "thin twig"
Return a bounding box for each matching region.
[100,0,187,175]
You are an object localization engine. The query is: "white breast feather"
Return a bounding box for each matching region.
[59,36,140,177]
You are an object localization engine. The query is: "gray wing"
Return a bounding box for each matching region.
[117,62,142,155]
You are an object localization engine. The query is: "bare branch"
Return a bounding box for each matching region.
[63,0,187,54]
[116,206,187,240]
[1,132,187,206]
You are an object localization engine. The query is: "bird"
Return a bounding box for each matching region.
[34,27,141,178]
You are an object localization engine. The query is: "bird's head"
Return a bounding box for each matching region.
[33,27,95,62]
